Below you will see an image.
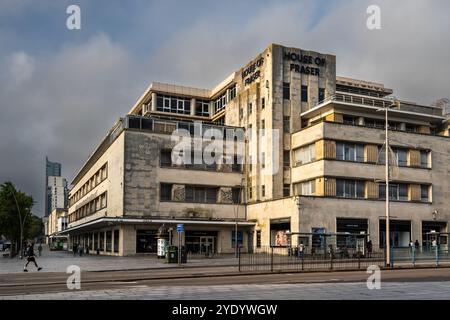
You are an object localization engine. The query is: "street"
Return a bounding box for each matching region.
[2,248,450,299]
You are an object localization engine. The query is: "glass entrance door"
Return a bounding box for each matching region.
[200,236,214,255]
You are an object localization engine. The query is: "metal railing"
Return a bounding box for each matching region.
[238,246,450,272]
[238,246,385,272]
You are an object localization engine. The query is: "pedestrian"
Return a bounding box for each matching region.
[23,243,42,272]
[78,245,83,257]
[38,243,43,257]
[298,243,304,259]
[367,240,373,257]
[414,239,420,249]
[73,243,78,257]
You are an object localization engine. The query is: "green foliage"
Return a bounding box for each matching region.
[0,181,38,243]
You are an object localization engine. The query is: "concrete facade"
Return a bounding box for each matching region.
[64,43,450,256]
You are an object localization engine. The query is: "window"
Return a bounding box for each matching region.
[405,124,418,133]
[261,119,265,136]
[261,152,265,169]
[261,97,265,109]
[113,230,119,253]
[261,185,265,197]
[301,85,308,102]
[283,82,290,100]
[215,92,227,112]
[294,143,316,165]
[420,151,429,168]
[185,186,218,203]
[156,94,191,114]
[231,231,243,248]
[300,180,316,196]
[283,117,290,133]
[394,148,407,167]
[232,188,241,203]
[380,183,408,201]
[248,102,252,114]
[106,231,112,252]
[283,184,290,197]
[336,142,364,162]
[421,185,429,202]
[195,100,210,117]
[160,183,172,201]
[399,184,408,201]
[229,85,237,100]
[283,151,290,167]
[248,187,253,200]
[336,179,365,198]
[343,115,356,125]
[256,231,262,248]
[318,88,325,102]
[160,150,172,167]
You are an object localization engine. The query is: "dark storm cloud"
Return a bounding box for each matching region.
[0,0,449,216]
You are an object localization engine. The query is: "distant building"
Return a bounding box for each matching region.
[45,157,68,216]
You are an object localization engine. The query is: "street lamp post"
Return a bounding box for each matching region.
[379,101,397,267]
[385,105,391,267]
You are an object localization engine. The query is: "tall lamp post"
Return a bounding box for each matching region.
[378,101,398,267]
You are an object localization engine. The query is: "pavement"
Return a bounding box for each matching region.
[3,246,450,300]
[0,246,238,274]
[2,281,450,300]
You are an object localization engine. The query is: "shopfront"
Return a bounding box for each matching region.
[185,231,217,254]
[379,219,411,248]
[136,229,158,253]
[270,218,291,247]
[336,218,368,248]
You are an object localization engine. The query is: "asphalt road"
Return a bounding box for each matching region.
[2,265,450,296]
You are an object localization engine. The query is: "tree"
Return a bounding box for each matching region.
[0,182,35,256]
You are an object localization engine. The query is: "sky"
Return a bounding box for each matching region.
[0,0,449,217]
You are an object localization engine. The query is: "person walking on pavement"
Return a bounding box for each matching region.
[37,243,43,257]
[23,243,42,272]
[73,243,78,257]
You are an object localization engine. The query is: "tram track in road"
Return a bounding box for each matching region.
[2,266,450,296]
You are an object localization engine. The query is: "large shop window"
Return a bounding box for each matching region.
[99,232,105,252]
[106,231,112,252]
[270,218,290,247]
[379,219,411,248]
[231,231,243,248]
[185,231,217,254]
[136,230,157,253]
[336,218,368,248]
[113,230,119,253]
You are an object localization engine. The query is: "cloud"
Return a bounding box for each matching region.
[0,0,449,217]
[9,51,34,85]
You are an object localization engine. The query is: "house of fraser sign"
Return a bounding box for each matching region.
[284,50,326,76]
